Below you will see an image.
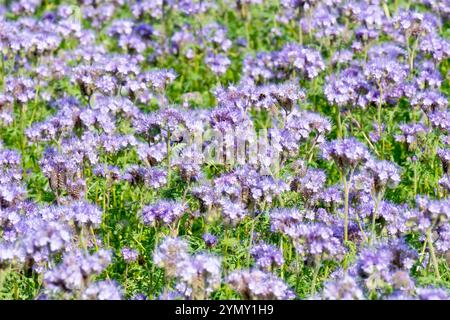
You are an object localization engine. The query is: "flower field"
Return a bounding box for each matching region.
[0,0,449,300]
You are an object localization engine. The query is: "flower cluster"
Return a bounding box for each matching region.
[141,200,186,228]
[226,269,295,300]
[0,0,449,302]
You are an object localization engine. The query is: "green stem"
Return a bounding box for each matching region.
[413,158,418,195]
[343,175,350,243]
[295,254,302,293]
[409,38,419,74]
[335,104,343,138]
[166,129,171,183]
[377,82,384,157]
[370,192,383,244]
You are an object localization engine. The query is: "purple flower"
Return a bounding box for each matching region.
[435,223,450,254]
[291,222,345,263]
[363,58,409,103]
[391,10,435,38]
[5,76,35,104]
[173,145,204,182]
[300,5,344,40]
[362,159,401,194]
[250,242,284,270]
[121,247,139,263]
[227,269,295,300]
[0,183,26,209]
[93,164,121,181]
[121,165,167,189]
[438,148,450,173]
[0,148,22,184]
[419,33,450,62]
[331,50,353,66]
[350,239,418,293]
[415,61,443,89]
[270,81,306,113]
[64,201,103,228]
[313,186,343,210]
[1,219,73,271]
[140,69,177,92]
[131,293,148,300]
[316,275,365,300]
[411,90,448,115]
[324,66,371,108]
[321,138,370,171]
[395,123,429,150]
[270,208,304,236]
[39,147,82,198]
[82,280,123,300]
[141,200,186,227]
[290,168,327,203]
[438,174,450,192]
[202,233,218,247]
[281,110,331,154]
[218,198,248,226]
[242,44,325,81]
[415,196,450,230]
[0,94,14,125]
[143,167,168,189]
[205,52,231,76]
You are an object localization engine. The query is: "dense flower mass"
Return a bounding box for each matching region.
[0,0,448,302]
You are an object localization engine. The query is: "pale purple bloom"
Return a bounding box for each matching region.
[251,242,284,270]
[202,233,218,247]
[396,123,429,149]
[153,237,190,277]
[363,159,401,194]
[175,253,222,299]
[416,287,450,300]
[227,269,295,300]
[82,280,123,300]
[44,249,112,295]
[321,138,370,170]
[316,275,365,300]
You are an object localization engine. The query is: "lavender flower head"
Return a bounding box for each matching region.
[416,287,450,300]
[141,200,186,227]
[250,242,284,271]
[227,269,295,300]
[63,201,103,228]
[82,280,123,300]
[175,253,222,299]
[202,233,218,247]
[43,249,112,297]
[363,159,401,194]
[153,237,190,277]
[316,275,365,300]
[321,138,370,171]
[292,222,346,263]
[350,239,418,292]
